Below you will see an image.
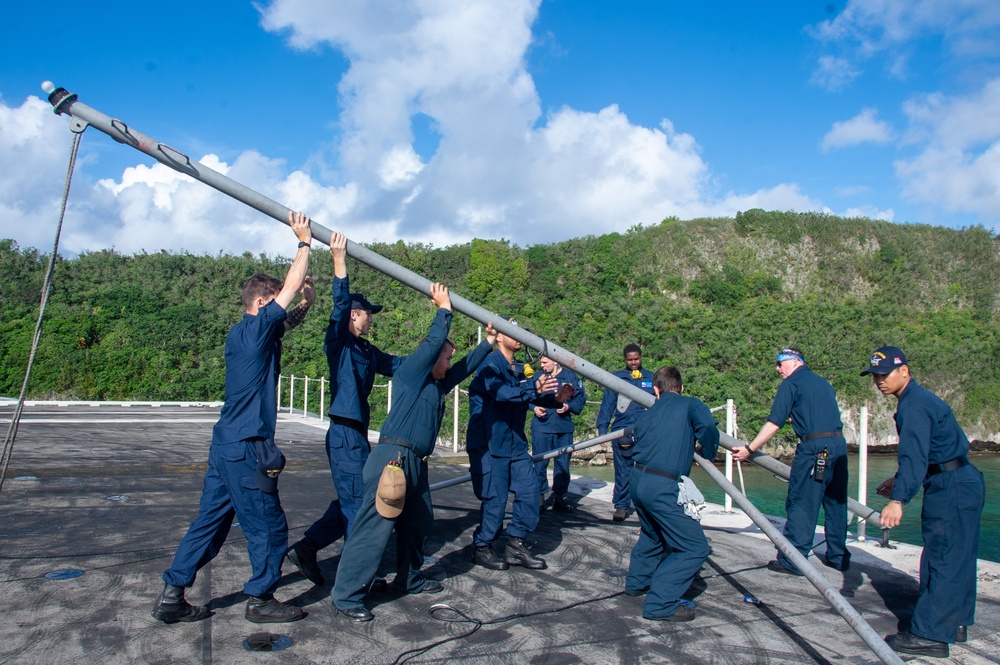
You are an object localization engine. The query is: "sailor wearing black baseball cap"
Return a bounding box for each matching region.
[865,345,984,658]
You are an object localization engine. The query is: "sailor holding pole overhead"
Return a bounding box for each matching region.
[332,285,498,622]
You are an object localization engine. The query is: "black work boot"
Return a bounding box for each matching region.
[285,537,324,586]
[473,545,509,571]
[504,536,547,570]
[245,595,306,623]
[151,583,211,624]
[884,632,948,658]
[552,494,574,513]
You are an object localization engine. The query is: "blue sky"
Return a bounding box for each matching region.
[2,1,999,256]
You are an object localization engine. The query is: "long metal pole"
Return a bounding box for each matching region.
[46,85,883,523]
[695,453,903,665]
[428,429,626,492]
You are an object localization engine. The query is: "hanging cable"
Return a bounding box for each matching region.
[0,129,84,496]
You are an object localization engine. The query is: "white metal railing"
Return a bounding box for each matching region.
[278,374,391,420]
[711,399,739,512]
[858,405,869,541]
[276,373,874,533]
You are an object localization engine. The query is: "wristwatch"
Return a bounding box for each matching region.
[298,241,311,249]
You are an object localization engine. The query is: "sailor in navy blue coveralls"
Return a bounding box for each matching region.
[625,366,719,621]
[736,347,850,574]
[596,344,655,520]
[470,329,558,570]
[864,346,984,658]
[154,211,314,624]
[465,373,492,543]
[332,285,495,621]
[531,354,586,512]
[287,232,403,585]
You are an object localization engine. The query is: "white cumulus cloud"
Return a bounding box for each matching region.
[2,1,875,258]
[895,77,1000,221]
[822,108,894,151]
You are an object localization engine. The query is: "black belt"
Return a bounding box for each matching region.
[378,437,429,461]
[803,429,842,441]
[927,456,968,476]
[634,462,679,481]
[331,415,367,435]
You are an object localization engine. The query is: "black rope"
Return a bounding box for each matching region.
[0,129,83,496]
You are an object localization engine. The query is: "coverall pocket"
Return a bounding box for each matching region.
[218,442,246,462]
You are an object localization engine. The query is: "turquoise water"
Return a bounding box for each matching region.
[572,454,999,563]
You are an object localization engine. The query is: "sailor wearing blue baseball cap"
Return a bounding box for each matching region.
[286,232,404,589]
[865,346,984,659]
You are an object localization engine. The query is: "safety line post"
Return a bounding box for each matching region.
[725,398,734,512]
[858,405,869,542]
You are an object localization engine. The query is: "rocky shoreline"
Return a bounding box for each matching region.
[568,439,1000,466]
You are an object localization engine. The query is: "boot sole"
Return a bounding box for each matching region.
[152,607,210,624]
[475,560,510,570]
[245,611,307,624]
[505,558,547,570]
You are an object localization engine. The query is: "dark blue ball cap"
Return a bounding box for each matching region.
[349,293,383,314]
[860,345,907,376]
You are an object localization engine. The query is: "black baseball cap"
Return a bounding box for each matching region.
[349,293,383,314]
[860,346,908,375]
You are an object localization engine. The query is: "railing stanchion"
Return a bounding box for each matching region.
[858,405,869,542]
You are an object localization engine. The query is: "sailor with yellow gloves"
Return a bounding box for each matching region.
[596,344,656,522]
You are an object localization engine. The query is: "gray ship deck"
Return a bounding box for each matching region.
[1,403,998,664]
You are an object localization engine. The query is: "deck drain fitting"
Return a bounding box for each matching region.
[243,633,293,652]
[44,569,85,580]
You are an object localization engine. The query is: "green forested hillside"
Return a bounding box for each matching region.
[3,210,998,448]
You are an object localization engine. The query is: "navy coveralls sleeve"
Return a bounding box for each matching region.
[889,380,984,644]
[333,310,493,609]
[164,299,291,598]
[626,392,719,618]
[766,366,851,573]
[596,385,616,436]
